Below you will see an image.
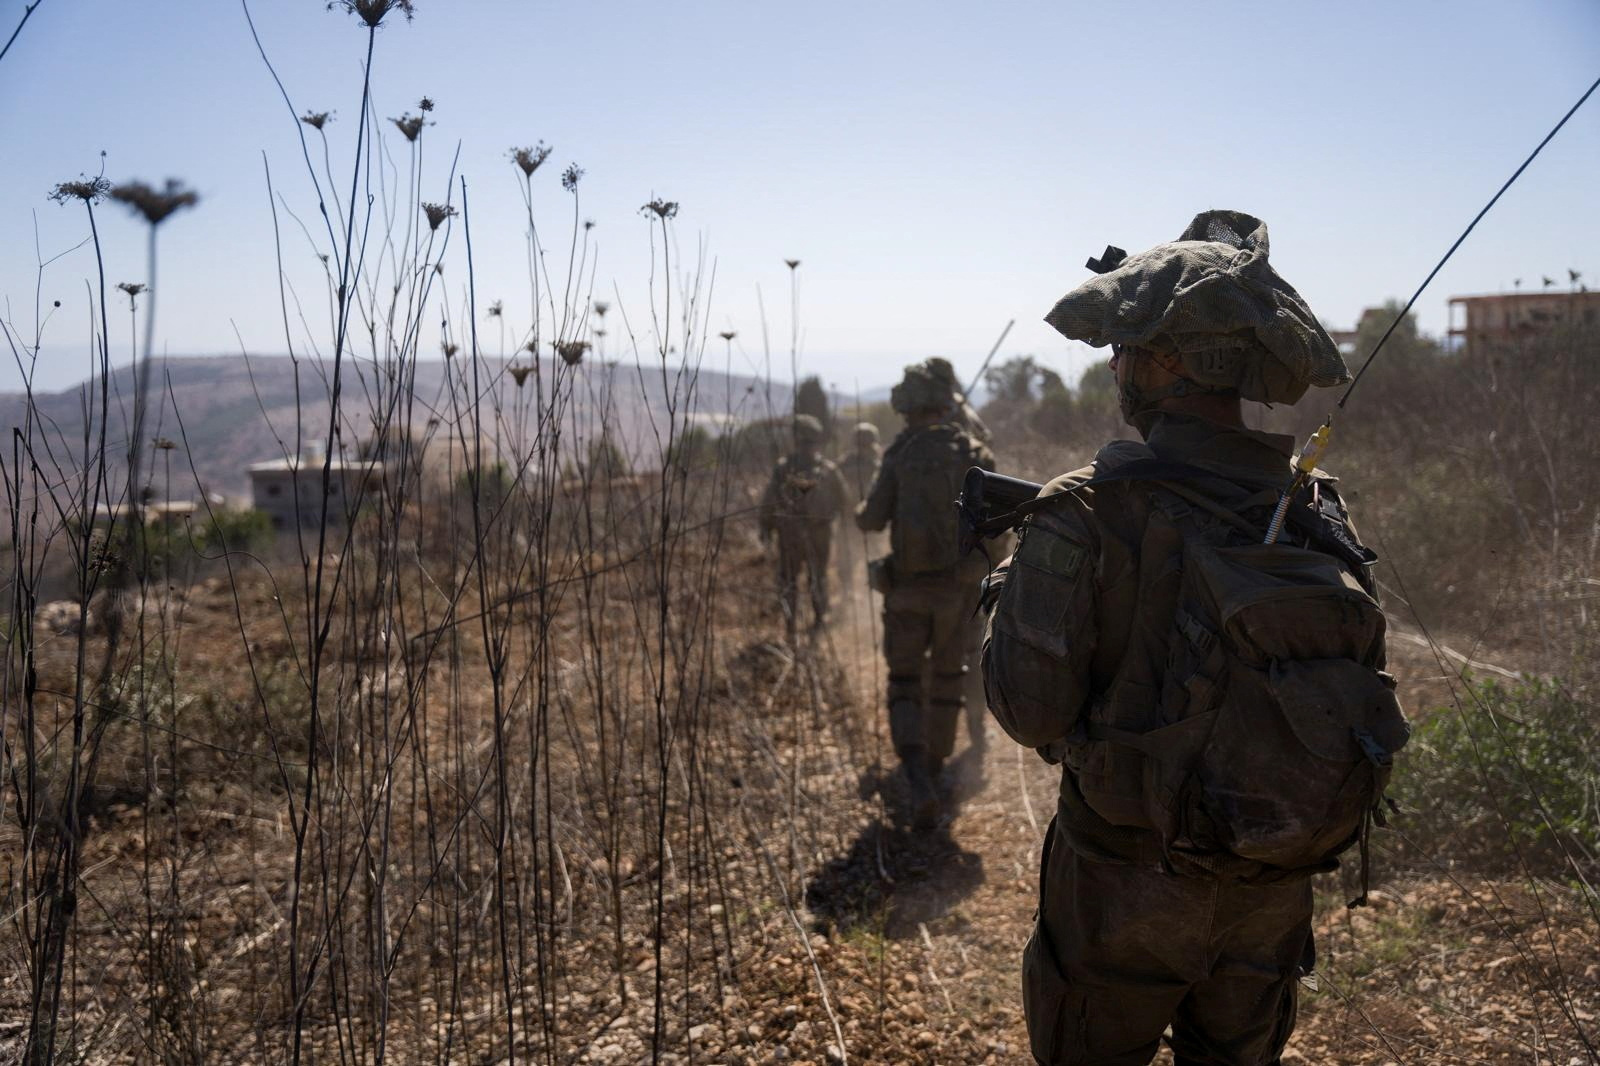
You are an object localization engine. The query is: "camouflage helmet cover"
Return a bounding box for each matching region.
[1043,210,1350,405]
[852,421,881,446]
[890,364,955,415]
[922,357,958,388]
[791,413,825,444]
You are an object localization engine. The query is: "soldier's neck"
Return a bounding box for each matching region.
[1152,394,1244,429]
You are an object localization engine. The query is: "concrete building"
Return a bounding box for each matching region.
[248,442,381,531]
[1448,289,1600,347]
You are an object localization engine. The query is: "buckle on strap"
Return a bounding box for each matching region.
[1174,608,1216,654]
[1353,727,1392,768]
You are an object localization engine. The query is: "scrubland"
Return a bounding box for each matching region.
[3,3,1597,1063]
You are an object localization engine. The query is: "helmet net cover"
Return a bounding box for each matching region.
[792,413,825,443]
[890,365,955,415]
[1043,210,1350,405]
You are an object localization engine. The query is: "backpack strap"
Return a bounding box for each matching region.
[984,457,1268,539]
[992,458,1379,572]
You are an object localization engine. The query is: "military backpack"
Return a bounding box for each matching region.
[1038,444,1410,887]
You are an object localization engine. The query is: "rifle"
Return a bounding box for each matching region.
[957,466,1042,555]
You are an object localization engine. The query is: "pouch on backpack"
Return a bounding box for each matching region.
[1075,481,1409,875]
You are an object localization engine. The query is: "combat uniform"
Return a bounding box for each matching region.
[857,418,993,782]
[760,435,850,638]
[983,210,1372,1066]
[983,415,1324,1065]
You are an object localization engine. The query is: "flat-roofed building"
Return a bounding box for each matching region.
[248,442,380,531]
[1449,289,1600,347]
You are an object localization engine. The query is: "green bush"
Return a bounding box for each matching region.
[1393,677,1599,879]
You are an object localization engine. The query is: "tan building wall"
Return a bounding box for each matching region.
[1449,290,1600,345]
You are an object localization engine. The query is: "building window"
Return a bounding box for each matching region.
[266,483,281,497]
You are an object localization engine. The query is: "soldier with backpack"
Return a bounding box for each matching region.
[982,210,1408,1065]
[858,364,994,827]
[760,414,851,641]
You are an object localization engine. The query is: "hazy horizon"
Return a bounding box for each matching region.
[4,1,1598,398]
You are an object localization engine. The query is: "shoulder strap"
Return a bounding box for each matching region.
[984,457,1266,539]
[997,459,1379,571]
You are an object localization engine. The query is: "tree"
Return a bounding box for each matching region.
[794,376,833,442]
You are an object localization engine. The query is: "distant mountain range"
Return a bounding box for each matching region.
[0,354,837,501]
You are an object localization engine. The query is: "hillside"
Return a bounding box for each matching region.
[0,353,824,500]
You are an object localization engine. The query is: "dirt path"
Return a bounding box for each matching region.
[785,571,1068,1064]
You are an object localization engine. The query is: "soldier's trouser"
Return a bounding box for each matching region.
[883,575,978,762]
[777,527,832,631]
[1024,818,1312,1065]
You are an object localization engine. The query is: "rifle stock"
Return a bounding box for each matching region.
[958,466,1043,554]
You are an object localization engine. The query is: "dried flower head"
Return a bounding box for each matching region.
[593,301,609,317]
[510,143,551,178]
[553,339,589,367]
[785,259,801,270]
[719,330,736,342]
[487,300,503,318]
[153,437,177,451]
[583,219,595,232]
[640,198,679,220]
[328,0,415,27]
[390,112,427,142]
[418,96,435,112]
[422,202,456,230]
[561,163,584,192]
[117,282,147,307]
[442,341,459,358]
[50,176,112,204]
[523,339,539,354]
[300,110,334,130]
[111,179,199,225]
[508,364,534,387]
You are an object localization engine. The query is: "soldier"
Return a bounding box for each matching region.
[760,414,850,641]
[983,211,1400,1064]
[834,421,882,587]
[857,365,994,826]
[839,421,882,500]
[921,358,996,756]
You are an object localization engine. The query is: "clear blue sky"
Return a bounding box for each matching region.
[2,0,1597,397]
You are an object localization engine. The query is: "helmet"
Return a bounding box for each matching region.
[890,364,955,416]
[792,413,825,446]
[922,357,958,388]
[852,421,881,447]
[1044,210,1348,407]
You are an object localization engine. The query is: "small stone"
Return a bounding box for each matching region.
[825,1044,845,1064]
